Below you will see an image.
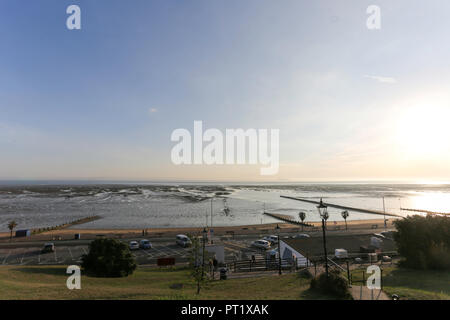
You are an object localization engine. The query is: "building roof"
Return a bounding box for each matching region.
[282,234,397,260]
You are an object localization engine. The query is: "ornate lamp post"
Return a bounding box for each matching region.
[317,198,329,278]
[275,224,282,275]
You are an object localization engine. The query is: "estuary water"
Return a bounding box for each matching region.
[1,182,449,231]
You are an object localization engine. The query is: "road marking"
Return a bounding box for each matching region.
[142,249,154,258]
[82,247,88,255]
[164,246,183,256]
[38,252,41,264]
[2,251,10,265]
[54,250,58,262]
[20,249,27,264]
[68,247,74,260]
[151,246,169,256]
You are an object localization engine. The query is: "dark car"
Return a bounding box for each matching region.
[41,243,55,253]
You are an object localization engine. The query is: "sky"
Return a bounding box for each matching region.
[1,0,450,182]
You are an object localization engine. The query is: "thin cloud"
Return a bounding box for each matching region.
[364,75,397,84]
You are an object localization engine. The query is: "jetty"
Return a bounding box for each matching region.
[31,215,101,235]
[280,195,403,218]
[263,211,314,228]
[400,208,450,216]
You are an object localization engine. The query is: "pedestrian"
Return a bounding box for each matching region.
[213,256,218,271]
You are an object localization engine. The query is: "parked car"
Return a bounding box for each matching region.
[263,235,279,244]
[292,233,310,239]
[129,241,139,250]
[176,234,192,247]
[251,239,271,250]
[41,243,55,253]
[139,239,152,249]
[373,233,386,239]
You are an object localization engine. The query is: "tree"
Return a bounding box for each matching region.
[81,238,137,277]
[341,211,349,230]
[189,235,210,294]
[394,215,450,270]
[298,212,306,231]
[8,221,17,241]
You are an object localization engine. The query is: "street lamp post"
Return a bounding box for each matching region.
[317,198,329,278]
[275,224,282,275]
[202,227,207,280]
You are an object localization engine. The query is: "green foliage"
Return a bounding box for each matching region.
[81,238,137,277]
[8,220,17,240]
[188,234,211,294]
[310,270,352,299]
[394,215,450,270]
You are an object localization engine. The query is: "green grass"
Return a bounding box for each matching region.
[0,265,313,300]
[350,265,450,300]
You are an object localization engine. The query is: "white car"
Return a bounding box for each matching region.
[263,235,279,244]
[251,240,271,250]
[139,239,152,249]
[129,241,139,250]
[292,233,310,239]
[176,234,192,247]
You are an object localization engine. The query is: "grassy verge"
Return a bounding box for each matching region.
[350,265,450,300]
[0,265,314,300]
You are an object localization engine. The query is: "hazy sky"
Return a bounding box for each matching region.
[1,0,450,182]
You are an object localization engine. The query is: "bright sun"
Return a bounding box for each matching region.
[395,98,450,158]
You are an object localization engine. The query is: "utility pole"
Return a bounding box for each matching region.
[383,197,387,230]
[210,198,213,229]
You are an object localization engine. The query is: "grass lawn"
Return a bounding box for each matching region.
[0,265,316,300]
[350,265,450,300]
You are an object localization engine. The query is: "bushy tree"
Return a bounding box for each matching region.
[81,238,137,277]
[310,269,352,299]
[394,215,450,270]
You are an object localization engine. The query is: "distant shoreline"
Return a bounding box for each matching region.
[0,218,396,242]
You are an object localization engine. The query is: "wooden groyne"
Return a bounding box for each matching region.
[280,195,403,218]
[31,215,101,235]
[263,211,315,228]
[400,208,450,216]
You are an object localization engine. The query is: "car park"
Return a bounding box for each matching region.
[129,241,139,250]
[176,234,192,247]
[251,239,271,250]
[139,239,152,249]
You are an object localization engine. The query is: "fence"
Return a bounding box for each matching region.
[227,257,302,273]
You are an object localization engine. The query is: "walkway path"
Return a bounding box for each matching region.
[350,285,390,300]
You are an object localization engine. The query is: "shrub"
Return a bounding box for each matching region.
[394,215,450,270]
[81,238,137,277]
[310,270,352,299]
